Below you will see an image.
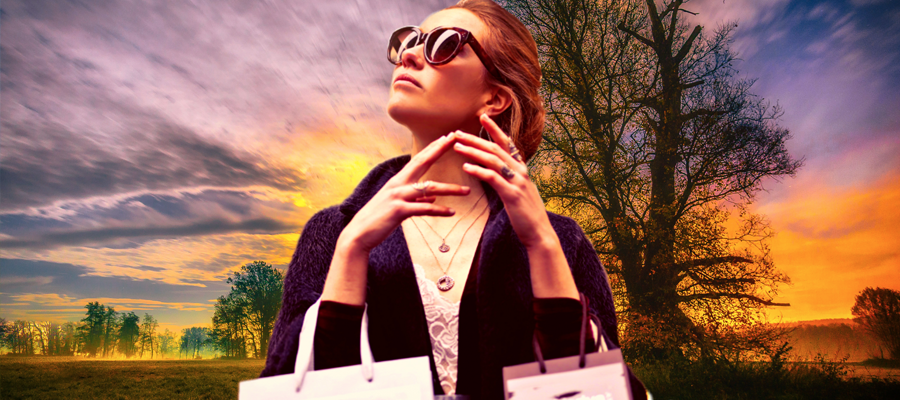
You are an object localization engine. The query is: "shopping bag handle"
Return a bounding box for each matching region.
[294,299,376,392]
[531,293,605,373]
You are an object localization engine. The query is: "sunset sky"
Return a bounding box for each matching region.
[2,0,898,333]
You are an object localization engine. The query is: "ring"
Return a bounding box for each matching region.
[509,143,523,163]
[411,180,431,196]
[500,164,515,180]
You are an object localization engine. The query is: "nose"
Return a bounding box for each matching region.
[400,41,425,70]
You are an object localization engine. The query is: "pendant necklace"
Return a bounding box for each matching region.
[418,192,486,253]
[410,201,489,291]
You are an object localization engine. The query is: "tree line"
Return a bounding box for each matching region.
[1,261,284,360]
[0,309,177,359]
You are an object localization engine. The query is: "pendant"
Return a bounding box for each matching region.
[436,275,455,291]
[438,241,450,253]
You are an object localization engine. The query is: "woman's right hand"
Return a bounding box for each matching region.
[321,132,469,304]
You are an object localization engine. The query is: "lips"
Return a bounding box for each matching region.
[394,73,422,88]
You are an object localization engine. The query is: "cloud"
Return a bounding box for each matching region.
[0,118,305,212]
[0,258,230,323]
[759,170,900,321]
[0,187,307,249]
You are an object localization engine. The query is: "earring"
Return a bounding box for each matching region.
[479,125,494,143]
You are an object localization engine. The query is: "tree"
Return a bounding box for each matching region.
[852,287,900,360]
[225,261,284,358]
[180,327,211,359]
[157,329,177,359]
[117,312,141,358]
[101,306,119,357]
[78,301,106,357]
[505,0,801,360]
[138,313,159,359]
[211,293,249,358]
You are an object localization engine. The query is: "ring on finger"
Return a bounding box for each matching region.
[411,180,431,196]
[509,143,523,163]
[500,164,515,180]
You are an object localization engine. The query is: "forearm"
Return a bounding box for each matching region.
[320,231,370,306]
[527,233,580,300]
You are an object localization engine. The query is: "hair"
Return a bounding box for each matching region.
[447,0,544,162]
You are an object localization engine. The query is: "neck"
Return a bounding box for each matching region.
[409,120,486,210]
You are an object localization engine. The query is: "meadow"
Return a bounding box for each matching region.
[0,356,264,399]
[1,356,899,399]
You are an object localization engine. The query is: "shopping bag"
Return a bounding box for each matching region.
[239,299,434,399]
[502,295,633,400]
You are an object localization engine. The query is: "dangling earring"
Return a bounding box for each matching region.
[479,125,494,143]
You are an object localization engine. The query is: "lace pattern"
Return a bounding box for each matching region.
[413,263,461,395]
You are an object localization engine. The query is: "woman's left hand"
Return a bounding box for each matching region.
[452,114,554,250]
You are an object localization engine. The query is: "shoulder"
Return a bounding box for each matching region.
[545,211,593,252]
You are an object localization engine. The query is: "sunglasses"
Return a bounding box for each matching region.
[387,26,500,79]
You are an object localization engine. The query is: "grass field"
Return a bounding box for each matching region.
[2,356,899,399]
[0,356,265,400]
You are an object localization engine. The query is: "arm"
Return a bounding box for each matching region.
[261,208,345,377]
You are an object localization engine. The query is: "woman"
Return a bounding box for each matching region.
[261,1,645,398]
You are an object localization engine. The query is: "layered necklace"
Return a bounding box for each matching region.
[410,194,489,291]
[419,192,486,253]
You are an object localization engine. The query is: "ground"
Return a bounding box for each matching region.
[0,356,265,400]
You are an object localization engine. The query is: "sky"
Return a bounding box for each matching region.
[1,0,898,332]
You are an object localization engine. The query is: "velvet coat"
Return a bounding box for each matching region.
[261,155,624,399]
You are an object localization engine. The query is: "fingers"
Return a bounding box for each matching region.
[400,133,458,182]
[480,113,511,151]
[399,181,470,201]
[453,136,529,178]
[402,202,457,217]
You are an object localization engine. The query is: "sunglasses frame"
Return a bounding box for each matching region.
[387,26,500,79]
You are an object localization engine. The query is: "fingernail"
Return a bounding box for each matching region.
[448,209,456,214]
[454,142,463,149]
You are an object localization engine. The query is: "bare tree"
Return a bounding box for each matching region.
[505,0,801,360]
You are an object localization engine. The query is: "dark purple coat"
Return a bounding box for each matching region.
[261,155,626,399]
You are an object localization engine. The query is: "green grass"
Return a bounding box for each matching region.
[0,356,266,400]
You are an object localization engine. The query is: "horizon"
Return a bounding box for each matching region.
[2,0,899,331]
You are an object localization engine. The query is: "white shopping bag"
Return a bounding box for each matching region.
[502,295,633,400]
[240,299,434,399]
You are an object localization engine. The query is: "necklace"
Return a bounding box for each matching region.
[410,202,490,291]
[418,192,486,253]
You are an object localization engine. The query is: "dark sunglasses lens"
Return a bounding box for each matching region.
[389,28,419,63]
[425,29,462,63]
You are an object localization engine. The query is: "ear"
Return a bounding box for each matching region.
[478,85,513,118]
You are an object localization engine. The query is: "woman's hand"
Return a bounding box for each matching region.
[453,114,580,300]
[452,114,552,249]
[342,133,471,254]
[322,133,470,305]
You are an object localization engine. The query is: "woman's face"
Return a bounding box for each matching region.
[386,9,494,135]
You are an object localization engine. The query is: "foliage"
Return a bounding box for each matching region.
[211,260,284,358]
[117,312,141,358]
[156,328,177,359]
[633,354,900,400]
[504,0,800,361]
[852,287,900,360]
[180,326,211,359]
[139,313,159,359]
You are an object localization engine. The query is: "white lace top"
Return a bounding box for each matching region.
[413,263,461,395]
